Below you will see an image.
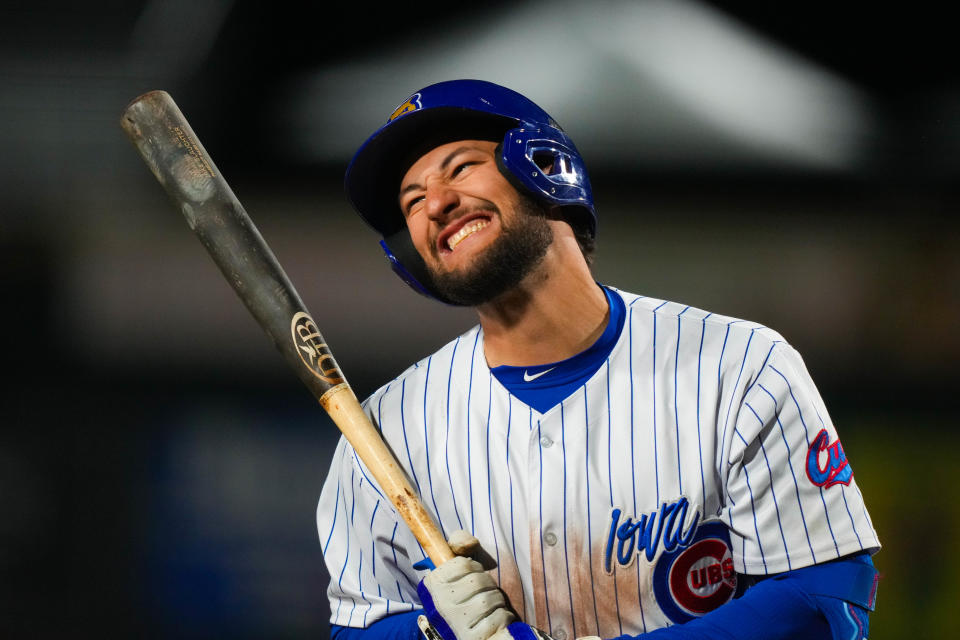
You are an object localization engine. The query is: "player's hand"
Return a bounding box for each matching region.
[416,531,516,640]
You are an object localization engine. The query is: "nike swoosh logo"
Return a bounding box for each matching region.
[523,367,556,382]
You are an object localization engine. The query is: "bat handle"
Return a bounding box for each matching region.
[321,385,455,565]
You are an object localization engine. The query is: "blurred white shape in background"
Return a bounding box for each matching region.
[284,0,871,172]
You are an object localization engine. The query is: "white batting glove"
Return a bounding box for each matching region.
[416,531,516,640]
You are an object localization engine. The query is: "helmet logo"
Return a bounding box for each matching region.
[389,93,422,121]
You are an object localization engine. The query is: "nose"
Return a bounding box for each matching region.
[424,179,460,221]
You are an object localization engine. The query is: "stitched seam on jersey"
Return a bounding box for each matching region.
[734,428,767,572]
[796,352,868,550]
[347,448,399,516]
[717,324,754,508]
[756,381,817,565]
[769,357,841,556]
[839,485,864,548]
[742,406,793,570]
[334,467,356,623]
[364,501,383,626]
[323,444,347,555]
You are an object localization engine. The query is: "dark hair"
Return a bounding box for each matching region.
[571,215,596,266]
[525,196,596,267]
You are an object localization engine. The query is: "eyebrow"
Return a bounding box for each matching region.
[399,145,478,198]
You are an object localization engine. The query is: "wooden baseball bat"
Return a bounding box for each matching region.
[120,90,454,565]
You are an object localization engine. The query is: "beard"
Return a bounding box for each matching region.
[427,195,553,306]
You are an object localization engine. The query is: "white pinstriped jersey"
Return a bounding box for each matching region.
[317,287,880,637]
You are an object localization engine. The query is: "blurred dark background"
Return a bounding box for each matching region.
[1,1,956,637]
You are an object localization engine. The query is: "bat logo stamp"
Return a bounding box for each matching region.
[291,311,345,385]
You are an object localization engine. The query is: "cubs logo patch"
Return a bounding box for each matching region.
[389,93,422,121]
[652,521,737,624]
[806,428,853,488]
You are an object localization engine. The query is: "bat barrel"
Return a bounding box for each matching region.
[120,90,346,401]
[121,91,454,566]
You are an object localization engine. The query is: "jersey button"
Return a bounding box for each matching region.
[540,436,553,448]
[544,531,558,546]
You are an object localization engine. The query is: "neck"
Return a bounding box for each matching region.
[476,225,608,368]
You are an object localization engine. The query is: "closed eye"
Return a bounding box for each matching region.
[452,160,477,177]
[404,194,424,215]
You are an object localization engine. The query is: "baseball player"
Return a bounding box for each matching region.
[317,80,880,640]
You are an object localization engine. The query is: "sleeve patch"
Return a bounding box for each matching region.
[806,429,854,488]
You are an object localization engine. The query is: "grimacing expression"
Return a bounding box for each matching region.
[398,140,553,306]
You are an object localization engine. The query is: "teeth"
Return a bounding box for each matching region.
[447,220,489,250]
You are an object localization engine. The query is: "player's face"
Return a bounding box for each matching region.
[398,139,553,305]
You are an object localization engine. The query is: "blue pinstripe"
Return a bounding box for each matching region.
[323,451,343,555]
[839,487,863,548]
[422,356,444,537]
[626,301,648,633]
[366,501,382,625]
[652,300,668,504]
[317,289,879,634]
[605,361,624,637]
[335,467,357,622]
[719,327,755,476]
[582,387,601,636]
[536,418,553,632]
[770,364,840,555]
[744,402,792,570]
[389,522,414,608]
[674,307,690,493]
[696,314,711,513]
[734,429,767,571]
[559,402,578,635]
[398,380,422,496]
[504,395,525,617]
[466,331,481,531]
[758,382,816,563]
[808,402,866,547]
[485,374,502,583]
[445,337,465,530]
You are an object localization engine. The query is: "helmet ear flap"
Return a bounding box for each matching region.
[496,126,597,238]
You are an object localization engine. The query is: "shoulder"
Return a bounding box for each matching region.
[361,323,483,409]
[607,285,789,350]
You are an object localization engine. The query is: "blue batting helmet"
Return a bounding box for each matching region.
[344,79,595,303]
